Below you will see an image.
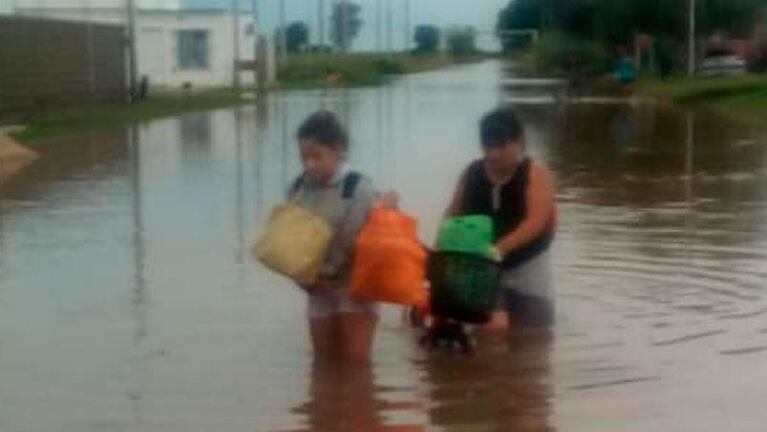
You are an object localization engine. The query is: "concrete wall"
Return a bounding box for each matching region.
[0,16,126,111]
[10,0,181,10]
[15,8,257,88]
[133,11,257,88]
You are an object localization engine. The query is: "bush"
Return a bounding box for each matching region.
[532,32,610,76]
[414,25,441,54]
[747,43,767,73]
[446,26,478,59]
[277,55,380,86]
[277,55,420,87]
[373,58,406,75]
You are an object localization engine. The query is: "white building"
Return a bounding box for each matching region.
[14,2,257,88]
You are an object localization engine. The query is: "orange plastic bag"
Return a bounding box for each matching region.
[350,207,428,307]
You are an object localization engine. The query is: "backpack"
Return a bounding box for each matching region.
[290,171,362,200]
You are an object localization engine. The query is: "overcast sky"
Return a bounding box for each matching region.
[184,0,511,51]
[0,0,512,51]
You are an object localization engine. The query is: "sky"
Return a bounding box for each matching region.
[184,0,512,51]
[0,0,512,51]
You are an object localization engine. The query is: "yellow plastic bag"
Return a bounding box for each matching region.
[253,202,333,286]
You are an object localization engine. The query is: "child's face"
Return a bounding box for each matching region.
[483,140,524,174]
[299,139,344,184]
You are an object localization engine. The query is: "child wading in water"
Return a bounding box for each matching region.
[446,106,557,331]
[291,111,395,364]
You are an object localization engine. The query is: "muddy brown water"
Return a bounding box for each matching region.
[1,61,767,432]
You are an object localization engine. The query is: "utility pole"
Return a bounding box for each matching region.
[85,0,96,97]
[340,0,348,53]
[279,0,287,59]
[386,4,392,53]
[688,0,696,76]
[125,0,138,102]
[318,0,325,47]
[252,0,261,89]
[376,0,382,52]
[232,0,242,89]
[404,0,411,53]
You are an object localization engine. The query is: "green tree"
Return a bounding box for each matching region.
[286,21,309,53]
[331,1,363,52]
[696,0,763,37]
[414,25,441,54]
[446,26,477,58]
[496,0,542,52]
[498,0,764,47]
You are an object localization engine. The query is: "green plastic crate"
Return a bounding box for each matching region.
[436,215,494,257]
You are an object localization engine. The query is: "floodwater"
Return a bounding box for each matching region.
[1,61,767,432]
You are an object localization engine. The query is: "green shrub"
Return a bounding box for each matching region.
[532,32,610,76]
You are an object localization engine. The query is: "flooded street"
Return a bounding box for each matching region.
[2,61,767,432]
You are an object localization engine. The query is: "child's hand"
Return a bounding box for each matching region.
[377,190,400,209]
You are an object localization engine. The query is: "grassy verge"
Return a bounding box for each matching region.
[6,54,461,143]
[638,75,767,124]
[7,89,250,144]
[639,75,767,102]
[529,32,610,77]
[276,53,456,89]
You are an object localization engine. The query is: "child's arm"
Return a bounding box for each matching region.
[495,163,556,255]
[320,178,378,283]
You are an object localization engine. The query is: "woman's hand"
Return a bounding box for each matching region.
[487,245,503,263]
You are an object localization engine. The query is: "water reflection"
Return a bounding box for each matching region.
[128,124,148,345]
[285,363,424,432]
[126,123,149,425]
[421,332,554,432]
[180,112,213,151]
[234,108,246,274]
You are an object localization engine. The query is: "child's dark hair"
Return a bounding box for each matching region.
[480,106,525,148]
[297,111,348,152]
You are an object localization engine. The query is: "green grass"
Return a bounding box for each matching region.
[639,74,767,103]
[276,53,455,89]
[7,54,460,143]
[638,74,767,125]
[711,86,767,124]
[9,89,250,143]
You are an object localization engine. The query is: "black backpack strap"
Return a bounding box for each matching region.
[342,171,362,199]
[289,174,305,197]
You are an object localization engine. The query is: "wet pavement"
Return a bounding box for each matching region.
[1,61,767,431]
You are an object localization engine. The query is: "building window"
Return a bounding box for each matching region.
[177,30,209,70]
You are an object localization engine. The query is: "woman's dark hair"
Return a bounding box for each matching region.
[480,106,525,148]
[297,111,348,151]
